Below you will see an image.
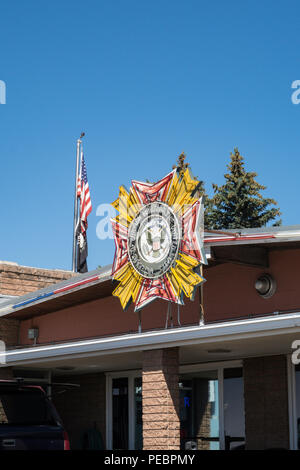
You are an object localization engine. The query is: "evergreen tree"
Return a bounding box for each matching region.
[173,152,214,228]
[209,148,281,229]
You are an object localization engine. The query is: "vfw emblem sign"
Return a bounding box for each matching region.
[111,167,207,311]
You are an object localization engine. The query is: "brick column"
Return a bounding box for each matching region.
[0,318,19,347]
[0,317,19,379]
[142,347,180,450]
[244,355,290,450]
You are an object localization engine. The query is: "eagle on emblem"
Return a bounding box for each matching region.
[145,224,166,258]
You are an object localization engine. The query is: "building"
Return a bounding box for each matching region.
[0,226,300,450]
[0,261,74,297]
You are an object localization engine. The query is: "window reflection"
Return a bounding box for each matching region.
[179,367,245,450]
[224,368,245,450]
[134,377,143,450]
[295,365,300,449]
[112,378,128,449]
[180,370,219,450]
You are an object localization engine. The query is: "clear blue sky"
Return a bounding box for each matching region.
[1,0,300,271]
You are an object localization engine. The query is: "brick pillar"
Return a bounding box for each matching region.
[0,317,19,378]
[244,355,289,450]
[142,347,180,450]
[194,379,211,450]
[0,318,19,347]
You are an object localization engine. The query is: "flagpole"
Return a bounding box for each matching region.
[72,132,85,272]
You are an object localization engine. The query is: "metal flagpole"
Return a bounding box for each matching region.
[72,132,85,272]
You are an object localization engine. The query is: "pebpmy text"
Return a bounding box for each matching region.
[104,454,196,467]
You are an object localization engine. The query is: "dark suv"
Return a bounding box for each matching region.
[0,379,70,450]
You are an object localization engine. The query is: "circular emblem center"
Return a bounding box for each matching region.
[128,202,180,279]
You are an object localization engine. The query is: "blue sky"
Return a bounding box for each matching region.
[1,0,300,271]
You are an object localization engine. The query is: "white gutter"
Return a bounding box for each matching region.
[275,232,300,238]
[2,312,300,366]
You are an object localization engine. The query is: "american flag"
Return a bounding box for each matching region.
[77,154,92,232]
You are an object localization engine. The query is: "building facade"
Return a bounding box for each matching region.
[0,227,300,450]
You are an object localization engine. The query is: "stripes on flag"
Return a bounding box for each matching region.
[77,176,81,197]
[77,153,92,233]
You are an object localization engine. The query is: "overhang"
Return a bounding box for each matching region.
[0,266,113,320]
[2,312,300,372]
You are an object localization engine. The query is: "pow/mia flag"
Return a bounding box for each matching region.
[76,225,88,273]
[75,148,92,274]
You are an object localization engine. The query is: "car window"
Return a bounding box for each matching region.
[0,389,56,425]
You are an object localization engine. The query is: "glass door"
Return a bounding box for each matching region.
[134,377,143,450]
[180,364,245,450]
[180,370,219,450]
[107,373,142,450]
[108,364,245,450]
[223,368,245,450]
[293,364,300,449]
[112,377,128,449]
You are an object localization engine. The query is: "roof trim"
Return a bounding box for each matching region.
[0,265,112,318]
[204,226,300,246]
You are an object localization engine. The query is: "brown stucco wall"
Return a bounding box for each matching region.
[18,292,200,345]
[202,248,300,322]
[15,248,300,346]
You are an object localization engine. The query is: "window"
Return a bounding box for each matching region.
[180,370,220,450]
[112,378,128,449]
[180,364,245,450]
[106,363,245,450]
[292,364,300,449]
[107,372,142,450]
[223,368,245,450]
[0,389,55,426]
